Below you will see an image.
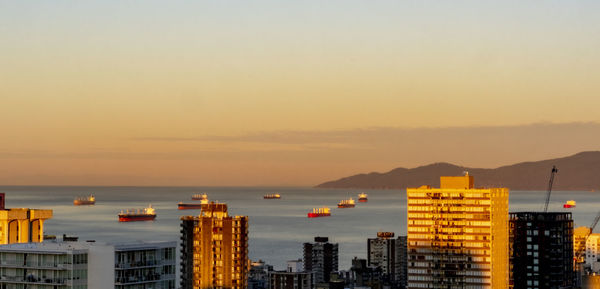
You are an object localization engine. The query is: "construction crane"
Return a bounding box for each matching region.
[543,166,558,213]
[590,211,600,236]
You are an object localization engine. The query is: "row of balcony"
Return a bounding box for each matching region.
[115,273,175,285]
[0,275,73,285]
[0,261,72,270]
[115,259,175,269]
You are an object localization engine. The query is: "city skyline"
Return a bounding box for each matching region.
[2,1,600,186]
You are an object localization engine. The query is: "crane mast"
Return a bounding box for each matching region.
[543,166,558,213]
[591,211,600,234]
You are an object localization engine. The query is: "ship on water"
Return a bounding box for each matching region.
[264,194,281,199]
[73,194,95,206]
[337,198,356,208]
[118,205,156,222]
[307,207,331,218]
[563,200,576,208]
[358,193,368,202]
[191,193,208,201]
[179,194,210,210]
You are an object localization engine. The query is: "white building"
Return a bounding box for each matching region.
[586,233,600,273]
[0,240,176,289]
[286,259,303,273]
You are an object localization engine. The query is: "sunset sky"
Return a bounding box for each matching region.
[1,1,600,186]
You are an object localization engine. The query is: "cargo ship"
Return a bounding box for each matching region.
[179,195,209,209]
[264,194,281,199]
[358,193,368,202]
[563,200,576,208]
[307,207,331,218]
[191,193,208,201]
[118,205,156,222]
[178,202,204,210]
[73,195,95,206]
[337,198,356,208]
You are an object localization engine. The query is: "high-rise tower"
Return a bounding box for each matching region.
[180,202,249,289]
[509,212,574,289]
[303,237,338,285]
[406,174,509,289]
[367,232,407,286]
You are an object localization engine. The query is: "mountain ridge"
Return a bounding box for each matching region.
[315,151,600,190]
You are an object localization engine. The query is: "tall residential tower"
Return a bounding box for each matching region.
[367,232,408,287]
[406,174,509,289]
[303,237,338,286]
[180,202,249,289]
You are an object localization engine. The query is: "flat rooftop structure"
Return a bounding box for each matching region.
[509,211,573,221]
[0,240,177,252]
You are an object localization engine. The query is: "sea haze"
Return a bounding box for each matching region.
[0,186,597,270]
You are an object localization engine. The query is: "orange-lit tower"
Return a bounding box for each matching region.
[0,193,53,244]
[180,202,249,289]
[406,174,509,289]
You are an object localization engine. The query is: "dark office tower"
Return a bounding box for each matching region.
[304,237,339,285]
[509,212,574,289]
[395,236,408,288]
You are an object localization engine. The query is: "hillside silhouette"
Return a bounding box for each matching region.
[316,151,600,190]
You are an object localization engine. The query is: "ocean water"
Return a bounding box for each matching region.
[0,186,598,270]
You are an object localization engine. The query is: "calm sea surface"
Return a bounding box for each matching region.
[0,186,598,270]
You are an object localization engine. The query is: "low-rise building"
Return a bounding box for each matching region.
[268,259,312,289]
[0,239,176,289]
[249,260,273,289]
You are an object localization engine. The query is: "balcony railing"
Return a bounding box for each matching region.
[0,261,72,270]
[115,273,175,284]
[0,275,71,285]
[115,259,175,269]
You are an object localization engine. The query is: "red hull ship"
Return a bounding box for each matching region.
[119,205,156,222]
[307,207,331,218]
[264,194,281,199]
[119,214,156,222]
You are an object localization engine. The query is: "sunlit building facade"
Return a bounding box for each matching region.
[0,193,53,244]
[180,202,249,289]
[575,226,591,264]
[586,233,600,273]
[406,174,509,289]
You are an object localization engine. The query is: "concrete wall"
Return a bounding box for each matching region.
[88,244,115,289]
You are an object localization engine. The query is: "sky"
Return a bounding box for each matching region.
[1,1,599,186]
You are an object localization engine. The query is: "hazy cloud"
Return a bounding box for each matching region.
[2,122,600,185]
